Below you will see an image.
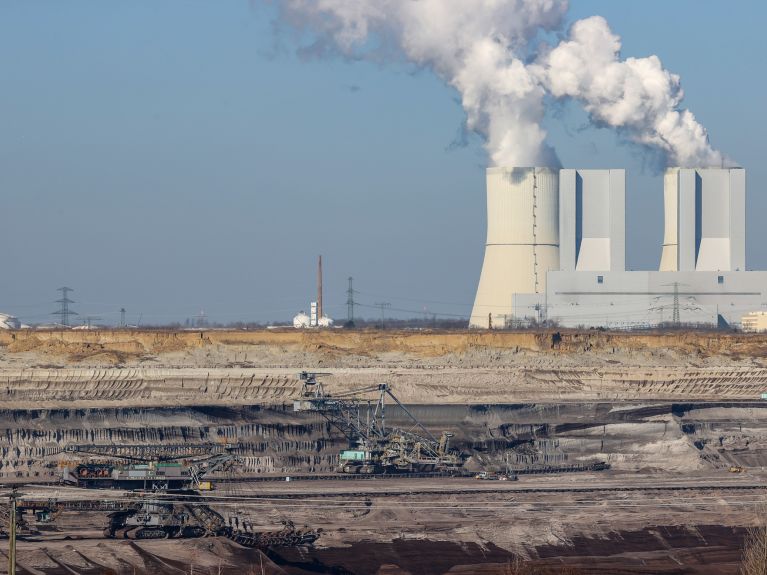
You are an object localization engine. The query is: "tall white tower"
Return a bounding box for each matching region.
[559,169,625,272]
[659,168,745,272]
[470,167,559,328]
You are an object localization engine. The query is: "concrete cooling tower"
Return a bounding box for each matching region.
[469,167,559,329]
[659,167,745,272]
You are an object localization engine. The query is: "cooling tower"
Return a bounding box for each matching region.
[659,168,745,272]
[469,167,559,329]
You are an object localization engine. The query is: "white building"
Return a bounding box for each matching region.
[0,313,21,330]
[660,168,745,272]
[742,312,767,333]
[293,312,311,328]
[559,169,625,272]
[470,167,765,329]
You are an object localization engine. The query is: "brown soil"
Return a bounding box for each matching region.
[1,328,765,573]
[2,328,767,365]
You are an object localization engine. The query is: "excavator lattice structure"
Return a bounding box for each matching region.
[55,445,320,547]
[294,371,464,474]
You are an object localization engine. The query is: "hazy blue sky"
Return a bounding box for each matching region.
[1,1,765,325]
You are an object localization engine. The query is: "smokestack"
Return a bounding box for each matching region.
[318,255,323,321]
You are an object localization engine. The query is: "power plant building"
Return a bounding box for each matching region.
[659,168,745,272]
[559,169,625,273]
[742,311,767,333]
[470,167,767,329]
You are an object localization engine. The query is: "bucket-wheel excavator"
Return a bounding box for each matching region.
[57,446,321,546]
[293,371,465,474]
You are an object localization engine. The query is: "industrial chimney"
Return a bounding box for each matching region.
[318,255,323,321]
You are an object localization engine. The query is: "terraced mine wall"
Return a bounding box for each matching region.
[3,330,766,574]
[3,328,767,361]
[0,365,766,408]
[3,402,766,482]
[2,328,767,406]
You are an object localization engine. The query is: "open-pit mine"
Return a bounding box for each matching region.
[0,328,766,574]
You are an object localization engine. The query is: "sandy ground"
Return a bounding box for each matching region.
[2,329,767,407]
[1,329,766,573]
[4,474,766,575]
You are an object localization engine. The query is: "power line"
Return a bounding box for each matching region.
[353,290,473,308]
[357,302,466,319]
[52,287,77,327]
[346,277,355,325]
[374,302,391,329]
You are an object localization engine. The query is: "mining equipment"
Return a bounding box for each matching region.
[53,446,322,546]
[103,495,320,545]
[475,471,517,481]
[293,371,465,474]
[99,451,243,540]
[2,494,320,547]
[66,460,191,490]
[62,444,237,490]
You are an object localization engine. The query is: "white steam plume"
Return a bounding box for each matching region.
[531,16,723,167]
[272,1,725,168]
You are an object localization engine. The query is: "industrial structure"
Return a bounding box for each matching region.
[293,372,464,474]
[0,314,20,330]
[294,255,334,328]
[471,167,559,329]
[52,287,77,327]
[52,445,321,545]
[742,311,767,333]
[471,167,767,329]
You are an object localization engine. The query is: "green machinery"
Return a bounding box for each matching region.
[294,372,464,474]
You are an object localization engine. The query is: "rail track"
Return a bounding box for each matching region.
[20,478,766,505]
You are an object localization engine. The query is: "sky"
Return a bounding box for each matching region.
[1,1,765,326]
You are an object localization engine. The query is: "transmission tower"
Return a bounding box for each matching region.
[374,302,391,330]
[346,277,355,325]
[52,287,77,327]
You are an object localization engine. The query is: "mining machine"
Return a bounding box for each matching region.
[293,371,464,474]
[55,446,321,546]
[100,451,242,540]
[62,443,239,490]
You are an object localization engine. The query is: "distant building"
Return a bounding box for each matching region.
[293,311,311,329]
[293,306,334,329]
[742,312,767,333]
[471,167,765,329]
[0,313,21,330]
[293,256,334,329]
